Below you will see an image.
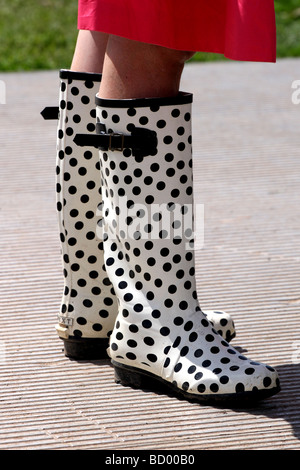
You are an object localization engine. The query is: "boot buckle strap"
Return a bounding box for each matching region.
[73,126,158,158]
[108,132,125,152]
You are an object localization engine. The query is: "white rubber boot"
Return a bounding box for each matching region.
[89,93,280,403]
[43,70,118,358]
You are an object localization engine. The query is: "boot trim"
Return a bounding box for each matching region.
[59,69,102,82]
[95,92,193,109]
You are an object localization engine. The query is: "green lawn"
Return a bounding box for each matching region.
[0,0,78,71]
[0,0,299,71]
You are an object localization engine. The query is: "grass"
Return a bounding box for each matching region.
[0,0,78,71]
[0,0,299,71]
[274,0,300,57]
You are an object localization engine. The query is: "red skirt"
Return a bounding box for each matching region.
[78,0,277,62]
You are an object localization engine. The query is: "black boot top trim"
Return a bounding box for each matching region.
[59,69,102,82]
[95,92,193,109]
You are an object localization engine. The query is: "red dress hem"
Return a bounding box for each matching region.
[77,0,277,63]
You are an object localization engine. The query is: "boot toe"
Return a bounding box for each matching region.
[174,356,280,402]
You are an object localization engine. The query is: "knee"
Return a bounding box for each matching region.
[108,35,194,66]
[167,49,195,64]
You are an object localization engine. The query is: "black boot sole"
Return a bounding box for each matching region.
[61,337,110,360]
[112,360,281,406]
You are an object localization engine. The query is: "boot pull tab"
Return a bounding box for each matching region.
[40,106,59,120]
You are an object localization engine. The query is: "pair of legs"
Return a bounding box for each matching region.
[70,30,194,99]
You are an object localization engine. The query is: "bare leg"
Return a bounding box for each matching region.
[99,35,195,99]
[71,30,109,73]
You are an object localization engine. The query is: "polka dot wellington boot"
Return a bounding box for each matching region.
[43,70,118,359]
[41,71,235,360]
[76,92,280,404]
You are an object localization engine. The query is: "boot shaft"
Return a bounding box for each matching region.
[96,94,204,371]
[96,93,199,319]
[55,70,117,342]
